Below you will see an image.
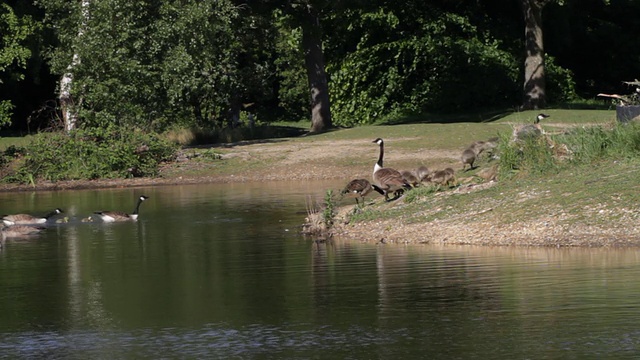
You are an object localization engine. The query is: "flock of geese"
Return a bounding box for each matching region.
[341,114,550,207]
[340,137,459,206]
[1,195,150,240]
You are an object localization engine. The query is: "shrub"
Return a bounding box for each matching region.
[498,132,556,179]
[4,127,177,183]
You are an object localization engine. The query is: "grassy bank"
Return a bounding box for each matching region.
[323,109,640,246]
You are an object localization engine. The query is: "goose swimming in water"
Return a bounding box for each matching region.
[94,195,149,222]
[2,208,63,226]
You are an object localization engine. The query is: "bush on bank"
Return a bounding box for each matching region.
[1,127,177,183]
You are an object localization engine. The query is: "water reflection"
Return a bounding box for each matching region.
[1,183,640,358]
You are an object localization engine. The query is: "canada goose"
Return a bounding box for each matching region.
[461,147,478,171]
[2,208,63,226]
[416,166,431,183]
[94,195,149,222]
[401,170,420,187]
[461,138,498,171]
[534,113,550,124]
[514,113,550,141]
[426,167,457,187]
[1,225,46,238]
[372,138,412,201]
[340,179,384,206]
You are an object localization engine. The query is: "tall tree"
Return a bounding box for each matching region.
[519,0,551,110]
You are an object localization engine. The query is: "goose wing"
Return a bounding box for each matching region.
[94,211,131,222]
[374,168,411,191]
[2,214,41,225]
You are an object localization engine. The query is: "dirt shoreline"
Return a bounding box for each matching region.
[2,137,638,247]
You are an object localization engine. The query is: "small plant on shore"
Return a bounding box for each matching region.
[302,190,336,235]
[303,195,324,235]
[322,189,336,229]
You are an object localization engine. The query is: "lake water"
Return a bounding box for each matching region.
[1,181,640,359]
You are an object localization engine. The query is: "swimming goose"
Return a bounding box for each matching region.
[1,225,46,238]
[372,138,412,201]
[341,178,384,206]
[94,195,149,222]
[2,208,63,226]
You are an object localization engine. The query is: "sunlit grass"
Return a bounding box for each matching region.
[0,135,33,150]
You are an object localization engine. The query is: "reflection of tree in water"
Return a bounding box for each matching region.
[311,240,335,311]
[65,224,117,331]
[375,246,505,327]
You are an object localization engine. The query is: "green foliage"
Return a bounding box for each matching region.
[0,3,41,127]
[561,122,640,163]
[322,189,335,229]
[0,100,14,127]
[498,132,556,179]
[544,55,579,104]
[39,0,276,130]
[498,121,640,180]
[272,10,308,122]
[328,11,519,126]
[2,127,177,183]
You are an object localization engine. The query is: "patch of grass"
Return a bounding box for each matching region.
[161,123,306,146]
[403,185,438,203]
[0,135,33,151]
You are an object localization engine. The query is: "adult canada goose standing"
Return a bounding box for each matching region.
[1,225,46,238]
[94,195,149,222]
[341,179,384,207]
[372,138,412,201]
[2,208,63,226]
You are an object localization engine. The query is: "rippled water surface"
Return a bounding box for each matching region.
[1,182,640,359]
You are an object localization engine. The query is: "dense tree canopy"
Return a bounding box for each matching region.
[0,0,639,133]
[0,2,42,127]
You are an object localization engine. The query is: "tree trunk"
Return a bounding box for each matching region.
[520,0,548,110]
[300,3,332,133]
[61,0,90,132]
[60,54,79,132]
